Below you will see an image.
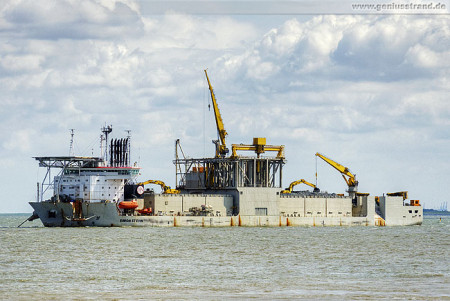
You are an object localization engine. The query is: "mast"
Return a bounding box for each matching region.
[204,69,229,157]
[69,129,74,156]
[102,125,113,164]
[125,130,131,166]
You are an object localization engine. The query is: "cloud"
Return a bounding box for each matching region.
[218,15,449,87]
[2,0,144,40]
[332,16,450,80]
[404,43,450,69]
[0,54,43,72]
[2,128,34,152]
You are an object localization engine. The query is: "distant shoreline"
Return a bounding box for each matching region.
[423,209,450,216]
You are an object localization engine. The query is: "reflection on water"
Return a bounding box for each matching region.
[1,215,448,300]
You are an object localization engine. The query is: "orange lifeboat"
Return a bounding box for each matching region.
[137,207,153,215]
[118,200,138,209]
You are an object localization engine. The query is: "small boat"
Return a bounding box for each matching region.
[137,208,153,215]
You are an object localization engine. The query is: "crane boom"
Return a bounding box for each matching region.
[204,69,229,157]
[315,152,358,193]
[137,180,180,194]
[281,179,319,194]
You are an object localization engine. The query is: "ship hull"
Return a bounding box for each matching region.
[29,201,422,227]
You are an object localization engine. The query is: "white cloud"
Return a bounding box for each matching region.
[260,19,303,56]
[404,43,450,69]
[245,59,279,80]
[3,129,34,152]
[0,54,43,72]
[217,15,449,88]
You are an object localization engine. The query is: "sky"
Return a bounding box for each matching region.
[0,0,449,212]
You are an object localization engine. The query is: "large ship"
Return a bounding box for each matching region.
[26,71,423,227]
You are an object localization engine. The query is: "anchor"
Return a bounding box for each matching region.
[17,212,39,228]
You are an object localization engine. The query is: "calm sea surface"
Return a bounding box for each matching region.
[1,214,448,300]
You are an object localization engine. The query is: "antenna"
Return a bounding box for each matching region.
[69,129,75,156]
[100,134,104,159]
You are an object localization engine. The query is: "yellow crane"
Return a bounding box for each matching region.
[204,69,229,157]
[315,152,358,194]
[281,179,319,194]
[137,180,180,194]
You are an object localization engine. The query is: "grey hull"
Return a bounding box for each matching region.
[29,201,422,227]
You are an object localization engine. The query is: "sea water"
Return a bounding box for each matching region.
[1,215,448,300]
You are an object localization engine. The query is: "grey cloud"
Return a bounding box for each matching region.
[2,0,144,40]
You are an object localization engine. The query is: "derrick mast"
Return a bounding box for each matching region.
[204,69,229,157]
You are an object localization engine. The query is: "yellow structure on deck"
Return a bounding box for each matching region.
[315,152,358,194]
[204,69,229,158]
[387,191,408,200]
[137,180,180,194]
[231,138,285,159]
[281,179,319,194]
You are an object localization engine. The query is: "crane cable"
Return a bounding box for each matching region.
[315,155,318,187]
